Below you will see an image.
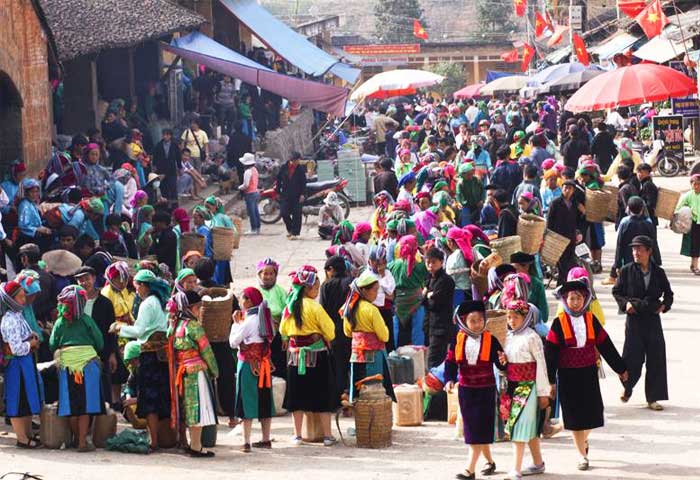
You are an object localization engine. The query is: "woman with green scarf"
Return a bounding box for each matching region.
[114,269,170,451]
[49,285,105,451]
[204,197,234,285]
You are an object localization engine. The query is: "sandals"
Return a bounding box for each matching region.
[16,438,40,449]
[481,462,497,476]
[189,448,215,458]
[455,470,475,480]
[648,401,664,411]
[240,443,251,453]
[252,440,272,449]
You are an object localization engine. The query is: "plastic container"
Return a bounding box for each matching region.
[447,388,459,425]
[396,346,426,381]
[202,424,217,448]
[387,352,414,385]
[392,384,423,426]
[302,412,324,442]
[40,404,71,449]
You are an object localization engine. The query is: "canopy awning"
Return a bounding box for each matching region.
[162,32,348,116]
[545,46,571,65]
[590,32,639,60]
[485,71,517,83]
[633,35,693,64]
[219,0,360,83]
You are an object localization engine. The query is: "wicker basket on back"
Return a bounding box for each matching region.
[200,287,233,342]
[604,185,619,221]
[517,214,546,255]
[541,229,571,266]
[585,188,612,223]
[180,232,206,255]
[490,236,522,263]
[656,187,681,221]
[486,310,508,347]
[211,227,236,260]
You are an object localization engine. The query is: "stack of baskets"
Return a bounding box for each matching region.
[486,310,508,347]
[585,188,612,223]
[517,214,546,254]
[354,381,392,449]
[490,236,522,262]
[541,229,571,266]
[180,232,206,255]
[656,187,681,221]
[199,287,233,342]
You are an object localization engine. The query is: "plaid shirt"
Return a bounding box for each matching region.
[83,163,111,196]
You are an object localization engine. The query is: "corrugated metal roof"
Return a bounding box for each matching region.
[590,32,639,60]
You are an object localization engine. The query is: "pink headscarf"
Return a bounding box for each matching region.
[446,227,474,264]
[541,158,555,171]
[398,235,418,276]
[352,222,372,242]
[413,209,437,239]
[464,225,490,246]
[567,266,589,282]
[131,190,148,208]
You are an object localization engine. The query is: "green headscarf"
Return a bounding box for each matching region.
[133,269,170,308]
[458,162,474,175]
[123,341,141,362]
[205,196,225,215]
[432,190,452,209]
[334,220,354,245]
[432,181,448,192]
[192,204,212,221]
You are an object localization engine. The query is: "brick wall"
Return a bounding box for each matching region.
[0,0,52,177]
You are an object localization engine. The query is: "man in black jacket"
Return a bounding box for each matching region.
[631,163,659,225]
[151,211,178,274]
[612,235,673,411]
[276,151,307,239]
[590,122,617,174]
[423,248,455,368]
[547,181,580,284]
[496,190,519,238]
[152,129,182,207]
[372,157,399,200]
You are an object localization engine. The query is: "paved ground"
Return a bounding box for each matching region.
[2,176,699,479]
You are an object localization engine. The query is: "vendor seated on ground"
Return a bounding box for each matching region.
[318,192,344,240]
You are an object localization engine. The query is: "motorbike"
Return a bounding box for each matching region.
[258,178,352,224]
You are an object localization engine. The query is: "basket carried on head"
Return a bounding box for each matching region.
[486,310,508,347]
[490,236,522,263]
[517,214,546,255]
[656,187,681,221]
[604,185,619,221]
[180,232,206,255]
[585,188,612,223]
[353,378,392,449]
[200,287,233,342]
[541,229,571,266]
[211,227,236,261]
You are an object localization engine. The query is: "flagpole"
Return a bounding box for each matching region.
[568,0,574,62]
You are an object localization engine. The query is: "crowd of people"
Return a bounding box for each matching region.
[0,88,686,479]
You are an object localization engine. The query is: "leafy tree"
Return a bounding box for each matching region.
[477,0,516,32]
[426,62,465,98]
[373,0,426,43]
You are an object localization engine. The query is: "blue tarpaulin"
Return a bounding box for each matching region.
[485,70,518,83]
[219,0,360,84]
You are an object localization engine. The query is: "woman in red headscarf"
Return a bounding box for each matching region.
[229,287,275,452]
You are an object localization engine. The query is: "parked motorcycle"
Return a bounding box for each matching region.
[258,178,352,224]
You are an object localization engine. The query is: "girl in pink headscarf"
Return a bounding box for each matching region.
[352,222,372,263]
[413,208,438,240]
[446,227,473,308]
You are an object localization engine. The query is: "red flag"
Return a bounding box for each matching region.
[534,12,549,37]
[521,44,535,72]
[500,49,520,63]
[514,0,527,17]
[547,25,568,47]
[635,0,669,39]
[572,33,590,66]
[413,19,428,40]
[618,0,646,19]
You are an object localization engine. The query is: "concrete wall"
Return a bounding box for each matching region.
[261,109,314,161]
[0,0,53,176]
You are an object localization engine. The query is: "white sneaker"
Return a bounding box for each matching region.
[291,435,302,446]
[522,463,545,476]
[323,436,337,447]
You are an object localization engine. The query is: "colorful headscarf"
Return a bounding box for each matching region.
[333,220,354,245]
[453,301,487,338]
[243,287,274,341]
[80,197,104,215]
[17,270,41,296]
[368,245,387,267]
[501,273,531,306]
[172,208,190,233]
[447,227,474,264]
[173,268,196,294]
[352,222,372,242]
[398,235,418,276]
[398,171,416,188]
[205,196,225,214]
[393,199,413,214]
[133,269,170,308]
[256,257,280,274]
[113,168,131,183]
[340,270,378,326]
[283,265,318,321]
[432,180,448,193]
[414,209,438,240]
[192,204,212,221]
[105,261,130,290]
[432,190,452,209]
[130,190,148,208]
[57,285,88,322]
[0,281,24,316]
[503,299,532,333]
[464,225,489,246]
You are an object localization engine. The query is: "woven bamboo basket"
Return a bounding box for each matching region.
[200,287,233,342]
[486,310,508,347]
[231,216,243,249]
[211,227,236,260]
[656,187,681,221]
[604,185,618,221]
[541,229,571,266]
[180,232,206,255]
[517,214,546,255]
[585,188,612,223]
[471,263,488,298]
[355,396,393,449]
[490,236,522,263]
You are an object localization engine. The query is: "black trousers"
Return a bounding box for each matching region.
[331,335,351,395]
[556,245,577,286]
[427,333,448,369]
[280,198,302,236]
[622,316,668,402]
[379,307,395,353]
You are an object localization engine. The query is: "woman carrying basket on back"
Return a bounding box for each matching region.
[204,196,234,286]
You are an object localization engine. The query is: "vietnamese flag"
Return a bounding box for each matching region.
[635,0,669,39]
[413,19,428,40]
[514,0,527,17]
[572,33,590,66]
[521,43,535,72]
[501,48,520,63]
[534,12,550,37]
[618,0,646,18]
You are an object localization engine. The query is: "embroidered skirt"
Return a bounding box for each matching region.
[503,381,540,442]
[57,358,105,417]
[4,354,44,417]
[283,350,339,413]
[348,349,396,403]
[136,351,171,419]
[235,360,275,420]
[558,365,604,431]
[458,385,496,445]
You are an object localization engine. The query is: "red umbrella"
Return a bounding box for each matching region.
[564,64,697,113]
[454,83,484,99]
